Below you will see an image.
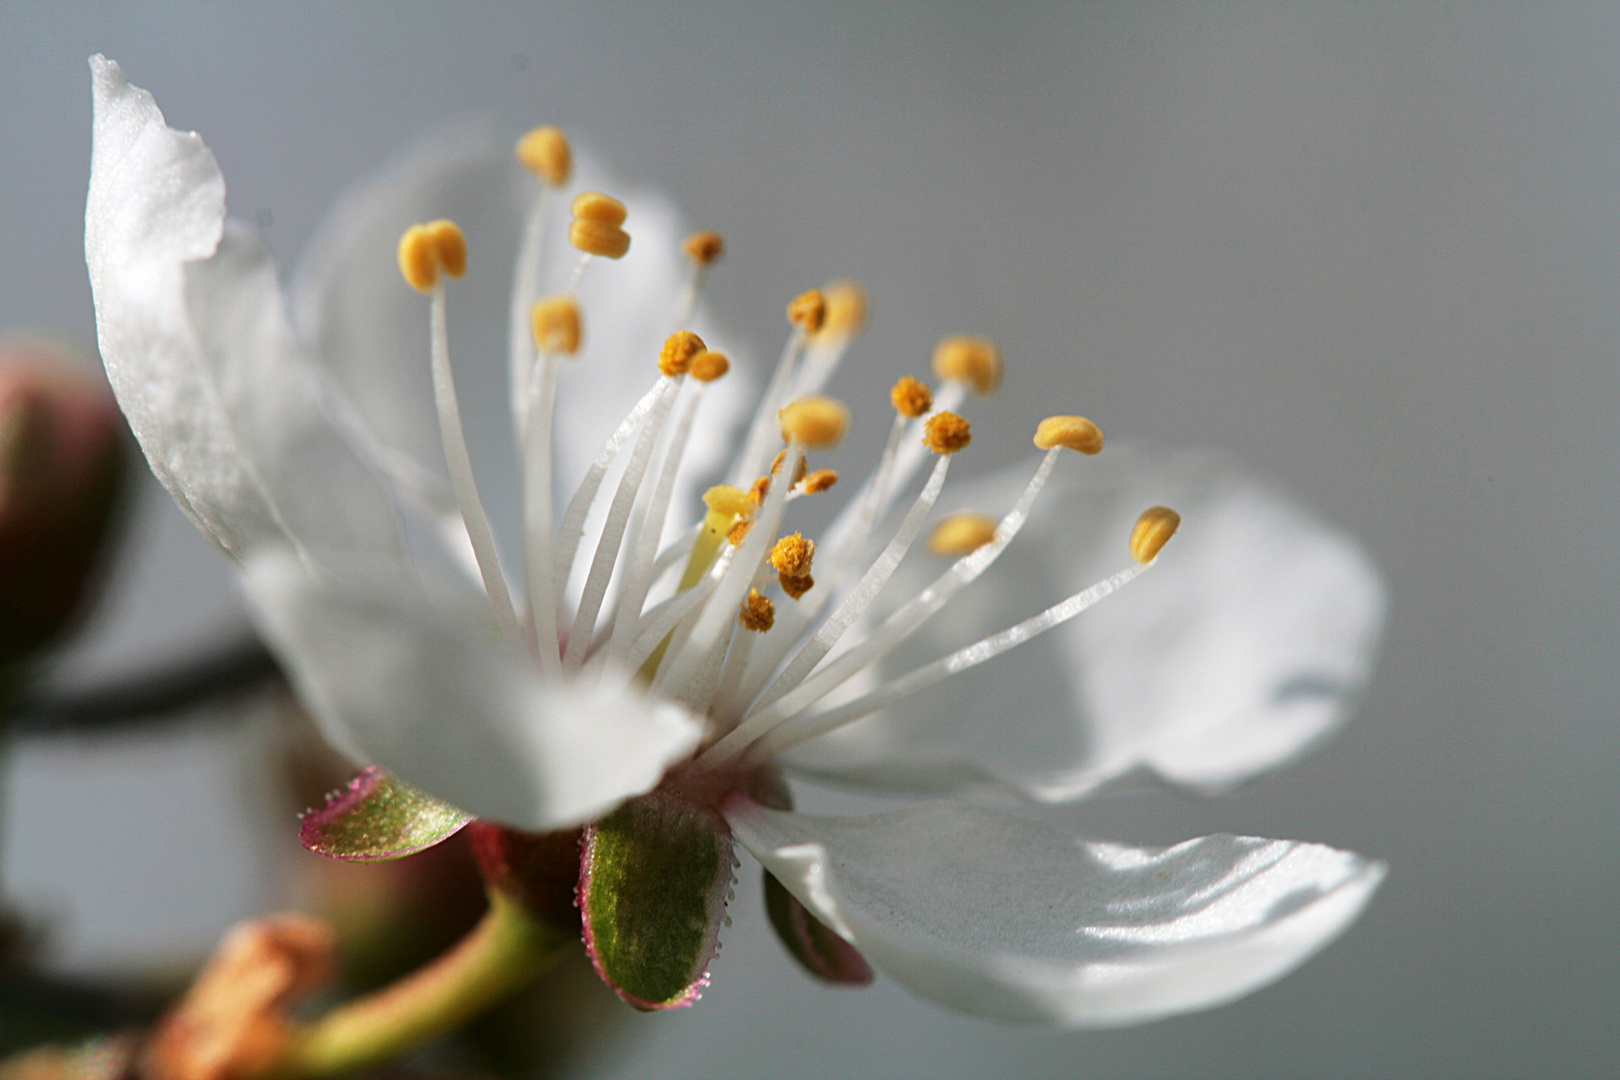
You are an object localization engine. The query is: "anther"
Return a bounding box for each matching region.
[769,450,809,484]
[426,220,467,279]
[690,349,730,382]
[516,126,572,186]
[779,571,815,600]
[800,468,839,494]
[923,411,972,455]
[816,280,867,340]
[740,589,776,633]
[683,230,725,266]
[1033,415,1104,455]
[1130,506,1181,564]
[659,330,706,377]
[779,396,849,448]
[890,376,933,419]
[531,295,582,356]
[749,476,771,506]
[397,225,439,293]
[787,289,828,335]
[571,191,627,226]
[932,336,1002,395]
[928,512,998,556]
[703,485,752,518]
[769,534,815,579]
[728,519,754,546]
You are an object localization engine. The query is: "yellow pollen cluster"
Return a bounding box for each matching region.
[769,449,810,484]
[515,126,572,186]
[800,468,839,494]
[1130,506,1181,564]
[702,485,752,518]
[739,589,776,632]
[530,294,582,356]
[397,220,467,293]
[690,350,730,383]
[787,289,827,334]
[570,191,631,259]
[890,375,933,418]
[659,330,706,377]
[815,280,868,340]
[683,229,725,266]
[928,512,998,556]
[769,533,815,578]
[923,411,973,455]
[932,335,1002,395]
[1033,415,1104,455]
[779,396,849,448]
[728,519,754,546]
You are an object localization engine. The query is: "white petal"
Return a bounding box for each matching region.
[241,551,703,831]
[787,444,1385,798]
[289,126,753,531]
[727,800,1384,1027]
[86,56,401,564]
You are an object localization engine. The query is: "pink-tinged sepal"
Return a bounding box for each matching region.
[764,870,873,986]
[465,820,584,936]
[579,792,734,1011]
[299,765,472,861]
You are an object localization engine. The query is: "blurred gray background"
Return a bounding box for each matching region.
[2,2,1615,1077]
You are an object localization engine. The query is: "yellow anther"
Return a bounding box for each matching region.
[703,484,753,518]
[800,468,839,494]
[787,289,828,334]
[683,230,725,266]
[659,330,706,377]
[571,191,628,226]
[749,476,771,506]
[740,589,776,633]
[690,350,730,383]
[890,375,933,419]
[779,396,849,448]
[1033,415,1104,455]
[516,126,572,186]
[769,533,815,579]
[728,519,754,546]
[426,220,467,279]
[531,295,582,356]
[932,335,1002,395]
[779,571,815,600]
[769,450,810,484]
[923,411,973,455]
[1130,506,1181,565]
[570,218,631,259]
[928,512,998,556]
[397,225,439,293]
[815,280,867,340]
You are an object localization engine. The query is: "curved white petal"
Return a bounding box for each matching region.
[786,444,1385,798]
[288,124,752,530]
[241,551,703,831]
[86,56,401,565]
[727,800,1383,1027]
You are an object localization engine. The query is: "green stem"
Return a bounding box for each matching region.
[277,893,564,1078]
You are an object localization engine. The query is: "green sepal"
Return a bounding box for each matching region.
[580,792,734,1010]
[300,766,472,861]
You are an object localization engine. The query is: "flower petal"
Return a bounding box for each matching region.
[787,444,1385,798]
[241,550,704,831]
[288,125,753,529]
[86,56,403,565]
[726,799,1383,1027]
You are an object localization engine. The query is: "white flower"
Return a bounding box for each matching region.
[86,55,1386,1026]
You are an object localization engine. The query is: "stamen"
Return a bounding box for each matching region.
[398,223,519,641]
[779,396,850,449]
[769,533,815,579]
[787,289,828,335]
[739,589,776,633]
[778,572,814,600]
[733,292,822,483]
[922,411,972,455]
[890,376,933,419]
[769,449,810,484]
[426,220,467,279]
[814,280,867,342]
[521,342,563,673]
[929,512,997,556]
[932,335,1002,395]
[531,295,582,356]
[801,468,839,494]
[659,330,705,377]
[1130,506,1181,564]
[683,230,725,266]
[516,126,572,186]
[1033,414,1103,455]
[743,561,1149,763]
[690,349,730,382]
[569,191,631,259]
